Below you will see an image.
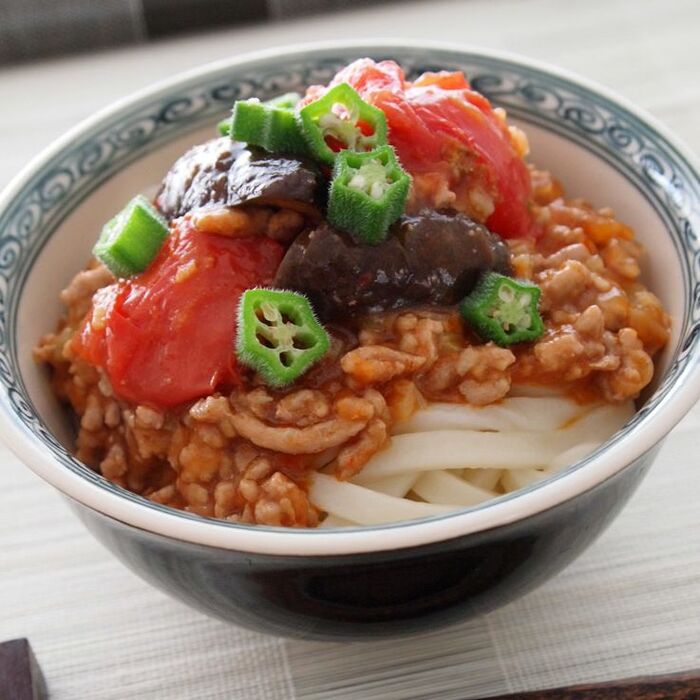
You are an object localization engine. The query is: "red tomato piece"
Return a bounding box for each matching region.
[302,59,537,238]
[73,218,284,408]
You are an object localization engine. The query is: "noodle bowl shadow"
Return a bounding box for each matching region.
[1,41,699,640]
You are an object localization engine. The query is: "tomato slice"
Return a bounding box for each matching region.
[73,218,284,408]
[303,59,537,238]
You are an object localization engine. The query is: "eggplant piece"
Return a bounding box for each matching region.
[274,210,512,320]
[157,138,240,218]
[226,148,320,206]
[399,209,511,300]
[156,137,321,219]
[275,224,410,320]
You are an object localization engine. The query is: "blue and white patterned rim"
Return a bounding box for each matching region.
[0,41,698,556]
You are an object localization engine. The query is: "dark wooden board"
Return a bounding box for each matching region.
[481,669,700,699]
[0,639,48,700]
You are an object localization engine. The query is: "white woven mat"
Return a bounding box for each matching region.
[2,406,699,699]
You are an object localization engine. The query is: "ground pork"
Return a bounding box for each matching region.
[34,170,670,527]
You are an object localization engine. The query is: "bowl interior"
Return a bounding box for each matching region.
[2,43,699,554]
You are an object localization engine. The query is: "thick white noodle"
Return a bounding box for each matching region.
[500,468,546,492]
[548,441,603,470]
[559,402,634,442]
[359,473,419,497]
[412,470,496,507]
[354,430,564,482]
[313,396,635,525]
[462,468,502,490]
[309,473,452,525]
[393,397,587,434]
[318,475,418,527]
[355,401,634,483]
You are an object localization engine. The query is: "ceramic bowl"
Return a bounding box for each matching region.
[1,41,699,640]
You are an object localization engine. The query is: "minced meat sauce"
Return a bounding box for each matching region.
[35,60,670,527]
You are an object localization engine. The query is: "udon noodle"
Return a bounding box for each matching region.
[315,395,633,526]
[35,58,670,528]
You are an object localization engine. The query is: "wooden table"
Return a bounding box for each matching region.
[1,1,698,697]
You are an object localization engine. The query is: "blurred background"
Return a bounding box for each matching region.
[0,0,406,64]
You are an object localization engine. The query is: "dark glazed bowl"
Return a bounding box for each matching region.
[69,446,658,640]
[0,41,699,640]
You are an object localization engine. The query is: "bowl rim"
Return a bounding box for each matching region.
[1,38,699,556]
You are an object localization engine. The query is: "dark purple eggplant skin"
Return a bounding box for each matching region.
[274,210,512,320]
[225,148,320,206]
[156,137,321,218]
